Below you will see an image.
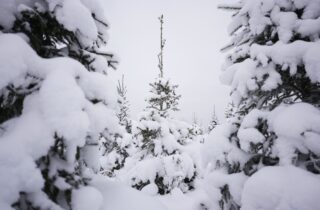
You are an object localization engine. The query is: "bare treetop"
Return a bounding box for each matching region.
[158,14,166,78]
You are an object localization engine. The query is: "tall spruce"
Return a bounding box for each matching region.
[215,0,320,208]
[0,1,118,209]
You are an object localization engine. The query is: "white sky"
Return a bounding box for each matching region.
[103,0,232,126]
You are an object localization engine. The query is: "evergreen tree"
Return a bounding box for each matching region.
[0,1,118,209]
[207,106,219,133]
[137,14,182,155]
[191,113,204,135]
[126,15,197,195]
[100,76,135,177]
[116,75,132,134]
[184,113,205,144]
[213,1,320,208]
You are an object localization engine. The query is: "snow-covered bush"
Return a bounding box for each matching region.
[0,0,119,209]
[203,0,320,209]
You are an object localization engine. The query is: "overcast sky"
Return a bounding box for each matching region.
[103,0,233,126]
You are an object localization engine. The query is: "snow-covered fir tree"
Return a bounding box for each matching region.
[202,1,320,209]
[190,114,204,136]
[116,75,132,134]
[207,106,219,133]
[119,15,198,195]
[180,113,205,144]
[99,76,135,177]
[0,1,120,209]
[137,14,182,156]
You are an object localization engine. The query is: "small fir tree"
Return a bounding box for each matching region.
[137,14,182,155]
[208,106,219,132]
[100,76,135,177]
[128,15,197,195]
[117,75,132,134]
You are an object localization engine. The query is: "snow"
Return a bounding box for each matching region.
[72,186,103,210]
[239,0,273,35]
[141,183,159,196]
[251,41,320,81]
[203,124,249,171]
[238,128,265,153]
[39,69,90,162]
[220,58,282,105]
[206,171,248,206]
[125,158,162,186]
[162,153,195,182]
[159,187,214,210]
[294,0,320,19]
[229,102,320,165]
[0,110,53,159]
[0,0,32,30]
[118,152,197,193]
[223,41,320,105]
[228,0,320,42]
[0,0,108,48]
[241,166,320,210]
[238,109,267,153]
[52,0,97,38]
[221,59,257,102]
[269,103,320,164]
[0,150,44,210]
[92,176,168,210]
[297,17,320,39]
[270,6,297,43]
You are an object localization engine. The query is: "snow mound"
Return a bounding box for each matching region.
[92,176,168,210]
[241,166,320,210]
